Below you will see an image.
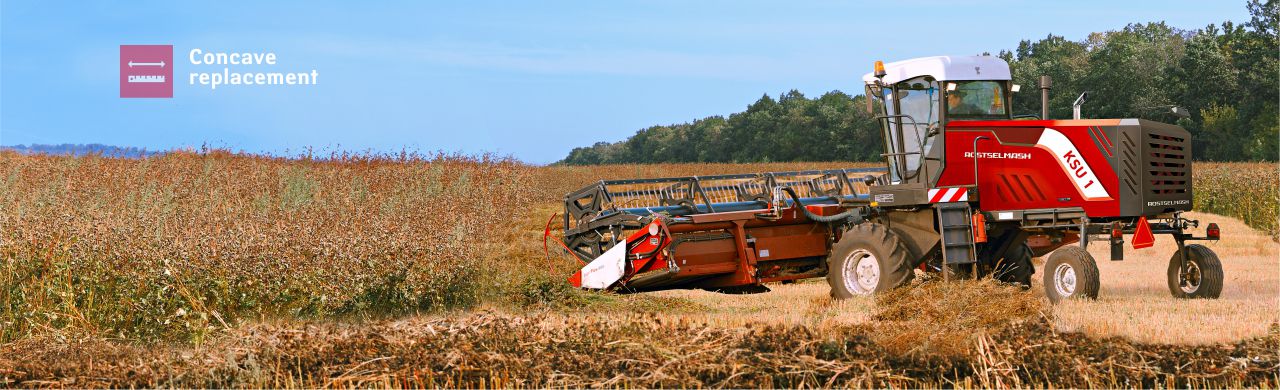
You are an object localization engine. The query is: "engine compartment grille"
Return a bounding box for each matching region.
[1146,132,1189,195]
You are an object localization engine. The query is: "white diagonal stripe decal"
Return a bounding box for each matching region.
[1036,128,1111,200]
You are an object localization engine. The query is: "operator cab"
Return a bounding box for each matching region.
[863,55,1015,185]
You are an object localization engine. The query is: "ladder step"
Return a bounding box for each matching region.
[936,203,978,266]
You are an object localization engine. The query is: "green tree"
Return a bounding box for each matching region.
[559,1,1277,165]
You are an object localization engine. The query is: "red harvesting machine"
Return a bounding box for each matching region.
[551,55,1223,302]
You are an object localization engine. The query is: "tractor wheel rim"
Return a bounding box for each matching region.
[842,249,879,295]
[1180,261,1201,294]
[1053,263,1077,297]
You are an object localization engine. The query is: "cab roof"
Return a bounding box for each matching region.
[861,55,1011,85]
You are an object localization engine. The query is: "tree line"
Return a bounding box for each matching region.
[561,1,1277,164]
[1,143,158,158]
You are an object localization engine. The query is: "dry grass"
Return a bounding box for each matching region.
[3,285,1275,388]
[646,281,875,328]
[0,152,1276,388]
[0,150,540,342]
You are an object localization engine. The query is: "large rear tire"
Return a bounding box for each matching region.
[993,243,1035,288]
[1167,244,1223,299]
[1042,246,1100,304]
[827,223,915,299]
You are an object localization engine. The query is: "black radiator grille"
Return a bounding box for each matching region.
[1146,132,1188,195]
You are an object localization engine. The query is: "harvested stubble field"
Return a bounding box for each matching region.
[0,151,1277,388]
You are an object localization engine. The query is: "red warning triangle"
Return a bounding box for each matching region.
[1132,217,1155,249]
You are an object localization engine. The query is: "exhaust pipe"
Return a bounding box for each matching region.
[1072,91,1089,120]
[1039,75,1051,120]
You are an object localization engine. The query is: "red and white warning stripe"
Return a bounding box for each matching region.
[928,187,969,203]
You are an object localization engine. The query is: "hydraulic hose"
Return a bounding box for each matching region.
[778,187,863,223]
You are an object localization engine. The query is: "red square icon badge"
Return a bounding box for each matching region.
[120,45,173,98]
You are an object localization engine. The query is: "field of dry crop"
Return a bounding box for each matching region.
[0,151,1276,388]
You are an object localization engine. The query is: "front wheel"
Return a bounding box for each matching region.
[827,223,915,299]
[1167,244,1223,299]
[1043,246,1100,304]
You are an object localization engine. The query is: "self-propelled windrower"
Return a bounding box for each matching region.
[550,55,1222,303]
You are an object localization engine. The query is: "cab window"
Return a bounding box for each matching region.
[946,81,1007,118]
[893,77,940,179]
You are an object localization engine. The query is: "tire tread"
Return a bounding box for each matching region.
[1042,246,1100,304]
[827,222,915,298]
[1167,244,1223,299]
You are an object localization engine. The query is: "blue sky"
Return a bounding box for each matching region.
[0,1,1251,163]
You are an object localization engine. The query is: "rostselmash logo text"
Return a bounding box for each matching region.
[963,151,1032,160]
[187,49,319,90]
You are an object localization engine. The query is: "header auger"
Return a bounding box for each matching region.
[551,55,1224,303]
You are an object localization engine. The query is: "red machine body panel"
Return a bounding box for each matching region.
[937,119,1122,216]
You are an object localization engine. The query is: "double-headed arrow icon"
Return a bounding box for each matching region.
[128,60,166,68]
